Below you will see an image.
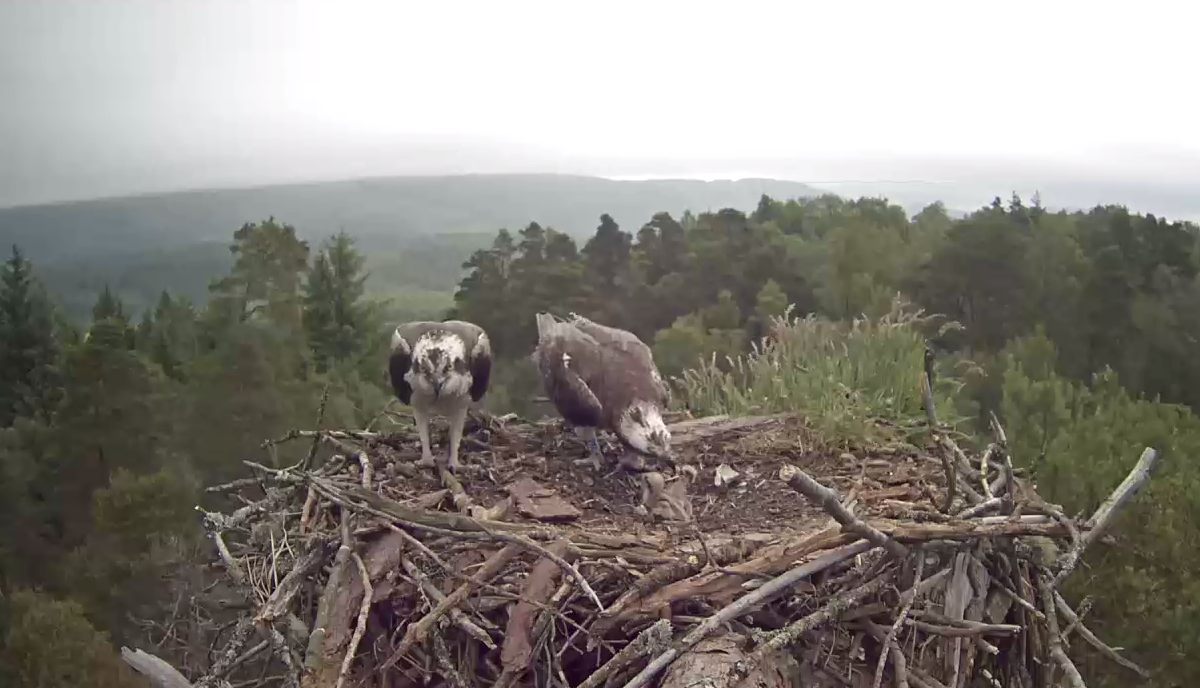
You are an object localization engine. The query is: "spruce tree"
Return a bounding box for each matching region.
[0,246,62,426]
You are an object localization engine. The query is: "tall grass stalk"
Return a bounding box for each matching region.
[674,294,964,443]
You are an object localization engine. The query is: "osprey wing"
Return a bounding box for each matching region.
[567,315,670,406]
[534,314,604,428]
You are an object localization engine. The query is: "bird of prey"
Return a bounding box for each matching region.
[533,311,673,471]
[388,320,492,473]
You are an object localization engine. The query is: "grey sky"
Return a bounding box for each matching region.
[2,0,1198,217]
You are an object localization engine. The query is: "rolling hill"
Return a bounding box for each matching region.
[0,174,822,321]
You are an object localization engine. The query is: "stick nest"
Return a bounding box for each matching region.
[122,409,1154,688]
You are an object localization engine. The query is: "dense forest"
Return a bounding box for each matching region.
[2,191,1199,687]
[0,174,827,323]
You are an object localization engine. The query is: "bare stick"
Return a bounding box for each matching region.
[303,511,352,677]
[780,464,908,559]
[1054,591,1150,679]
[956,498,1002,519]
[989,413,1017,515]
[356,451,373,490]
[618,539,874,688]
[578,619,672,688]
[937,449,957,514]
[400,557,496,648]
[301,384,330,471]
[920,365,938,430]
[121,647,195,688]
[381,543,522,671]
[321,481,605,611]
[1053,447,1158,587]
[334,551,371,688]
[979,446,994,500]
[861,623,911,688]
[1038,574,1086,688]
[759,573,889,655]
[873,554,925,688]
[299,486,317,534]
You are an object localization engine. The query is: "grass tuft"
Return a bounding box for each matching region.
[673,294,966,445]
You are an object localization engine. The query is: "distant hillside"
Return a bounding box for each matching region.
[0,173,821,321]
[0,174,820,262]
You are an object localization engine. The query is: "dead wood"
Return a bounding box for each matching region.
[1053,446,1159,587]
[124,410,1158,688]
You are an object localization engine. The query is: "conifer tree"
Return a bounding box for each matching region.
[0,246,62,426]
[302,231,373,371]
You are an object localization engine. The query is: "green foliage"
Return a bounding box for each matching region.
[1000,348,1200,686]
[302,231,382,373]
[675,296,963,443]
[0,246,62,426]
[581,214,634,328]
[208,217,310,333]
[651,314,743,380]
[750,279,788,339]
[0,418,59,589]
[9,185,1200,683]
[0,588,145,688]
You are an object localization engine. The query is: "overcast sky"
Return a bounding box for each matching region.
[2,0,1198,216]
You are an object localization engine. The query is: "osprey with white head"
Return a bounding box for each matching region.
[533,311,673,470]
[388,320,492,472]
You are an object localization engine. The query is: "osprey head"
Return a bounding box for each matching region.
[407,331,471,399]
[618,401,672,459]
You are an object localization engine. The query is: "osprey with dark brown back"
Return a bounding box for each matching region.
[532,311,675,511]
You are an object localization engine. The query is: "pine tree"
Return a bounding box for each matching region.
[209,217,310,333]
[48,309,170,550]
[0,246,62,426]
[302,232,373,371]
[581,214,633,328]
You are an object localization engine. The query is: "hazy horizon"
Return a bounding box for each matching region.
[3,1,1198,219]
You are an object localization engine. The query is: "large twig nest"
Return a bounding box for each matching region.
[121,411,1157,688]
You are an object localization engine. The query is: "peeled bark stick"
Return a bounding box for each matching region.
[873,554,925,688]
[577,619,672,688]
[1037,575,1087,688]
[861,623,914,688]
[780,464,908,559]
[320,481,605,610]
[937,437,985,505]
[1053,591,1150,679]
[334,552,372,688]
[121,647,196,688]
[380,543,522,671]
[436,463,476,514]
[957,498,1002,519]
[757,572,891,656]
[356,451,373,490]
[255,543,328,624]
[1053,447,1158,587]
[619,539,874,688]
[400,557,496,648]
[989,413,1018,516]
[979,446,995,500]
[302,511,353,687]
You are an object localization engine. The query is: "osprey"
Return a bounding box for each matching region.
[388,320,492,473]
[533,312,673,471]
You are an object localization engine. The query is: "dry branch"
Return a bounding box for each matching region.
[780,463,908,559]
[126,411,1154,688]
[1053,446,1159,587]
